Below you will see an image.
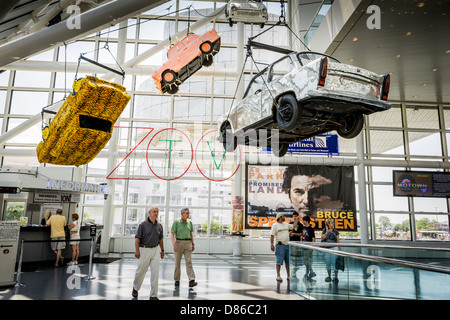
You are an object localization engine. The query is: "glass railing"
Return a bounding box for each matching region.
[289,242,450,300]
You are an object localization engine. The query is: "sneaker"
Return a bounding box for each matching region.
[132,288,138,298]
[149,297,159,300]
[189,280,198,287]
[325,277,332,282]
[175,281,180,286]
[276,277,283,282]
[67,261,74,266]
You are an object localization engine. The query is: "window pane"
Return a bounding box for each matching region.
[134,94,171,119]
[0,90,6,113]
[82,206,104,225]
[10,91,49,115]
[368,105,402,128]
[374,213,411,240]
[415,214,450,241]
[14,71,51,88]
[413,197,448,213]
[6,118,42,144]
[408,132,442,156]
[406,106,439,129]
[173,97,211,121]
[369,130,404,154]
[372,185,409,211]
[371,167,406,182]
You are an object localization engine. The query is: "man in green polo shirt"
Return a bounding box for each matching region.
[171,208,197,288]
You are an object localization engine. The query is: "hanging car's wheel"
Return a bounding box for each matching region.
[42,126,49,141]
[202,56,214,67]
[221,122,237,152]
[166,85,179,95]
[260,23,265,28]
[200,41,213,55]
[276,94,301,131]
[336,113,364,138]
[162,69,176,84]
[272,143,289,157]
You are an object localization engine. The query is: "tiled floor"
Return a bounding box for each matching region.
[0,253,303,301]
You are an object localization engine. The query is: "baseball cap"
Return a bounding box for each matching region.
[276,212,284,220]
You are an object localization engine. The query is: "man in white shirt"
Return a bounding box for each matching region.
[270,212,295,282]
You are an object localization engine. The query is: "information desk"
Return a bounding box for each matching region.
[17,225,101,266]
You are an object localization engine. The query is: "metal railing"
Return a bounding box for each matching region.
[289,242,450,275]
[289,242,450,300]
[15,236,97,287]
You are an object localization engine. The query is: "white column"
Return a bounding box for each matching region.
[357,130,369,244]
[232,22,245,257]
[99,20,128,254]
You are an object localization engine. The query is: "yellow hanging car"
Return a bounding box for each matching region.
[36,76,130,166]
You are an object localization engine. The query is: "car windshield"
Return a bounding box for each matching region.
[296,52,340,65]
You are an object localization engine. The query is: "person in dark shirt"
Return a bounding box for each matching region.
[132,207,164,300]
[289,211,303,241]
[301,216,316,280]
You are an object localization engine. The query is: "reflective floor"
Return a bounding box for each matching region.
[0,254,303,300]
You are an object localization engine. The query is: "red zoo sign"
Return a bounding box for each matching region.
[107,127,242,182]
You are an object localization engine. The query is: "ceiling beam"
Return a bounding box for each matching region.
[0,0,168,68]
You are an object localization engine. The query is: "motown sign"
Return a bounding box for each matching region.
[393,170,450,198]
[245,164,357,231]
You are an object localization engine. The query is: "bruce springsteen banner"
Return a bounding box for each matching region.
[245,164,357,231]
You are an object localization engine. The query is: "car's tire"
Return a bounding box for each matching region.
[200,41,214,55]
[272,143,289,157]
[336,113,364,138]
[229,20,233,27]
[221,122,237,152]
[260,23,265,28]
[166,85,179,95]
[202,56,214,67]
[276,94,301,131]
[161,69,176,85]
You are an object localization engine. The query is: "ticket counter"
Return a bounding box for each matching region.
[17,224,102,266]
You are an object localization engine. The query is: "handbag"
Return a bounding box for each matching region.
[335,256,345,271]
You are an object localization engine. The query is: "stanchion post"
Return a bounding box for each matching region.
[15,239,25,287]
[83,236,96,281]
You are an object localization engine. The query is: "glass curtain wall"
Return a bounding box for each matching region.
[0,0,449,245]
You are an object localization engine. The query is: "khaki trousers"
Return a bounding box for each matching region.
[174,240,195,281]
[133,247,160,297]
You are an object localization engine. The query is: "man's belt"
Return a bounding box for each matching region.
[176,238,191,241]
[140,245,158,248]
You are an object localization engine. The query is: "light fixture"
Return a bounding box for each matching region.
[432,68,438,72]
[417,2,425,8]
[395,54,401,58]
[406,32,412,36]
[352,37,358,42]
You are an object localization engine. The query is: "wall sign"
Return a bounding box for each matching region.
[393,170,450,198]
[246,164,357,231]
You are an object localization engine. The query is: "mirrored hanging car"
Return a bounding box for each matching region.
[36,76,130,166]
[217,51,391,157]
[226,0,268,27]
[152,28,221,95]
